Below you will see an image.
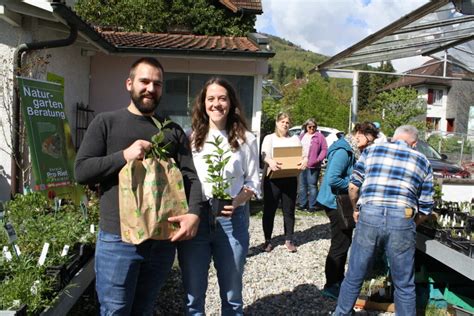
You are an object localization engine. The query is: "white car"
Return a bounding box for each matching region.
[288,125,344,149]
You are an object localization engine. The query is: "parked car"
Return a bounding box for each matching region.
[288,125,344,149]
[415,140,471,179]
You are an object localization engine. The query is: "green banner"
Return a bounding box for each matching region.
[17,77,76,191]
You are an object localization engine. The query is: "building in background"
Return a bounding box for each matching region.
[384,57,474,135]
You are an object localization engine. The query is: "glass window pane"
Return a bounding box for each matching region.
[160,73,191,129]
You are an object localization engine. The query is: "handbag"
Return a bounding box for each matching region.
[336,193,355,230]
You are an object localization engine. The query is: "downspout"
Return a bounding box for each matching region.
[11,22,77,195]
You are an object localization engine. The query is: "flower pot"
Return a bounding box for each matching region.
[211,198,232,217]
[0,304,27,315]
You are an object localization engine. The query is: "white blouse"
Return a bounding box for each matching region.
[192,129,261,202]
[261,133,302,160]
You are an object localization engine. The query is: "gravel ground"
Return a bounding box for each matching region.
[154,211,395,316]
[70,211,396,315]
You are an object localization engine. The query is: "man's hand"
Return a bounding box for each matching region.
[168,214,200,242]
[123,140,152,162]
[353,210,360,223]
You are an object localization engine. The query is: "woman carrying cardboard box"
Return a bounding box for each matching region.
[261,112,307,253]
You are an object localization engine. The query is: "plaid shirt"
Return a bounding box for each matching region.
[351,140,434,215]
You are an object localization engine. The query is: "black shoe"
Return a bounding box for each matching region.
[296,204,308,211]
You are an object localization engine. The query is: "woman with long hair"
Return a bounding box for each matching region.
[261,112,307,253]
[177,78,260,315]
[316,122,379,300]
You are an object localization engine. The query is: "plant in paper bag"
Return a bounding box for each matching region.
[118,118,188,244]
[146,119,172,160]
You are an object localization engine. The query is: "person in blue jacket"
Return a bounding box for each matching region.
[316,122,379,300]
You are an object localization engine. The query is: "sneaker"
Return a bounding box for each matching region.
[285,240,297,253]
[296,204,308,211]
[263,241,273,252]
[322,283,340,300]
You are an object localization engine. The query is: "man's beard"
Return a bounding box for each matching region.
[130,91,161,114]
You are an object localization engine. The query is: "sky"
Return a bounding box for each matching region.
[255,0,431,72]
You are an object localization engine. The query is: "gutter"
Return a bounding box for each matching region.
[11,12,77,195]
[113,46,275,58]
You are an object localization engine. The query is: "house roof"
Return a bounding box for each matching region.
[1,1,273,58]
[99,31,263,56]
[384,57,474,90]
[218,0,263,14]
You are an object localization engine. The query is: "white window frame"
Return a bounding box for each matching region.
[433,89,443,105]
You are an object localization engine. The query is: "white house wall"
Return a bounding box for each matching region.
[421,86,449,131]
[89,53,268,136]
[0,18,34,198]
[0,16,91,199]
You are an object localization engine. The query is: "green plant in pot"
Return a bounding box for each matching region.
[203,135,232,217]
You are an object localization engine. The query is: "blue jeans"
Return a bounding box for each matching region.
[178,204,250,316]
[95,229,176,315]
[298,168,320,209]
[334,205,416,316]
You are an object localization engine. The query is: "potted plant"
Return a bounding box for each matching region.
[203,135,232,217]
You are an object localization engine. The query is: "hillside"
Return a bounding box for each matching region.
[265,34,328,85]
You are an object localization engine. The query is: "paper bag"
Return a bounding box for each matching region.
[118,158,188,244]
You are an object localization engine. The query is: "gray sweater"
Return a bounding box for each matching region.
[75,108,204,235]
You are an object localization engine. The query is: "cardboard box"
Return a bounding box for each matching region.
[267,146,302,179]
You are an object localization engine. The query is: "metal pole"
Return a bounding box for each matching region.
[443,50,447,77]
[459,136,464,166]
[351,71,359,128]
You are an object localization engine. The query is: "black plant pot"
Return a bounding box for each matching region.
[211,198,232,217]
[46,264,70,293]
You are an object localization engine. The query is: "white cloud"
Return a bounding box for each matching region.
[256,0,430,71]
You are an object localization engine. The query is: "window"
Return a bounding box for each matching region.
[427,89,443,105]
[447,118,454,132]
[159,73,255,131]
[426,117,440,130]
[434,89,443,104]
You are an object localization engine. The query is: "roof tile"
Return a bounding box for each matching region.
[98,31,268,55]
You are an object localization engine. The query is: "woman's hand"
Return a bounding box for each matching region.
[220,204,234,217]
[267,159,282,172]
[298,157,308,170]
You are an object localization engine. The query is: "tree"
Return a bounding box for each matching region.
[74,0,256,36]
[277,62,287,85]
[261,98,282,136]
[288,75,349,132]
[357,62,398,112]
[370,87,426,136]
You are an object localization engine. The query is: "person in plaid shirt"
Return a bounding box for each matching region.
[334,125,434,316]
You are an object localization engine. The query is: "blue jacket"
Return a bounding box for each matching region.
[316,137,356,210]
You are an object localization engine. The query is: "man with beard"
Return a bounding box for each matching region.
[75,57,203,315]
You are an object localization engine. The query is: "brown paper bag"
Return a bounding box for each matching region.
[118,157,188,244]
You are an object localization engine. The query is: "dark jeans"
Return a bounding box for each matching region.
[262,177,297,241]
[325,208,354,287]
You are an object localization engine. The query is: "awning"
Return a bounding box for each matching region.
[316,0,474,72]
